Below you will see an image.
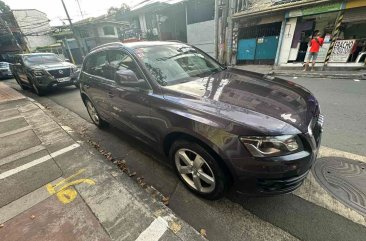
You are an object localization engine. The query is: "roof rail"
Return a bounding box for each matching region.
[90,42,124,52]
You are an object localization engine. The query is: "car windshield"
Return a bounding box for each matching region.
[135,45,224,86]
[0,62,9,68]
[23,54,63,66]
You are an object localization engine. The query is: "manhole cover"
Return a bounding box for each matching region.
[313,157,366,216]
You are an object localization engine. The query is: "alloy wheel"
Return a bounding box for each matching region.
[86,100,100,125]
[175,148,216,193]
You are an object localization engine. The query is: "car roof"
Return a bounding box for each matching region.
[91,41,187,52]
[123,41,186,49]
[17,53,56,56]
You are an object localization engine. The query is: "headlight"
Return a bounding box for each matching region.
[240,135,303,157]
[33,70,45,76]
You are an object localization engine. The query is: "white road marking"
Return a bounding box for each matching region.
[135,216,168,241]
[0,116,22,123]
[0,143,80,180]
[0,145,45,166]
[0,126,32,138]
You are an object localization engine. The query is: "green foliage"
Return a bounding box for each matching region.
[0,0,10,13]
[108,3,130,15]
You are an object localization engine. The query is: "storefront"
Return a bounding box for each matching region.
[236,15,283,65]
[277,0,366,67]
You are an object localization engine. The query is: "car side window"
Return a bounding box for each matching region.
[85,51,108,78]
[106,50,143,80]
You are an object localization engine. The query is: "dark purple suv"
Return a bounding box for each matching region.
[79,41,323,199]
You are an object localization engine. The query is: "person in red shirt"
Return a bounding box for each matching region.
[304,31,324,71]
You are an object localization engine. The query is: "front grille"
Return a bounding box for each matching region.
[48,68,71,78]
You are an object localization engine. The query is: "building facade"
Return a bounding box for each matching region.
[231,0,366,68]
[0,10,27,61]
[12,9,56,51]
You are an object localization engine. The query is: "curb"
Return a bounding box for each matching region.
[271,72,366,80]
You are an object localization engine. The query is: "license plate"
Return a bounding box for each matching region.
[57,77,71,82]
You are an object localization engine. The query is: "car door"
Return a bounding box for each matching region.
[14,56,29,84]
[82,51,113,120]
[105,49,157,144]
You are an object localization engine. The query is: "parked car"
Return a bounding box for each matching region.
[0,62,13,79]
[11,53,79,95]
[79,41,324,199]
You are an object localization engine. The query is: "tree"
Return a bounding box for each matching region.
[108,3,130,15]
[0,0,10,13]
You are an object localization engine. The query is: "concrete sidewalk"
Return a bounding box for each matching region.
[234,65,366,79]
[0,83,205,241]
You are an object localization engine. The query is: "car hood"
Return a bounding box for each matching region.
[30,62,75,70]
[162,68,319,133]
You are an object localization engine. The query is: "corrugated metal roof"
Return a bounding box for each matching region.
[131,0,186,11]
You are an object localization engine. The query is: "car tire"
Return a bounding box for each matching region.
[169,139,229,200]
[14,75,28,90]
[85,98,109,128]
[28,76,45,96]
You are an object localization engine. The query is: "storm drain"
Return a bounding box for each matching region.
[313,157,366,216]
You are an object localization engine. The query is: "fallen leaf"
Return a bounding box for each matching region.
[161,196,169,206]
[31,215,36,219]
[169,221,182,234]
[128,172,137,177]
[200,228,207,238]
[0,223,4,228]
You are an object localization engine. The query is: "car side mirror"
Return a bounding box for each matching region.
[115,69,145,87]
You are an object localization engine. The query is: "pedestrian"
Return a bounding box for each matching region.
[303,31,324,71]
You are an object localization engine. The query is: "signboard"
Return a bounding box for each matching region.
[304,43,331,63]
[288,2,343,18]
[346,0,366,9]
[329,40,356,63]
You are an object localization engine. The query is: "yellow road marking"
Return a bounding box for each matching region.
[46,169,95,204]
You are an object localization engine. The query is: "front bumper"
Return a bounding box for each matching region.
[35,75,78,88]
[0,70,13,78]
[229,115,323,196]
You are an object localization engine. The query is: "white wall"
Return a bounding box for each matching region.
[278,18,297,65]
[13,9,56,51]
[187,20,215,57]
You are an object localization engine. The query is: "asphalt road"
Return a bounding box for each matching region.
[281,76,366,156]
[3,77,366,241]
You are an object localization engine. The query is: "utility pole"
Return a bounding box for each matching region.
[64,37,75,64]
[214,0,219,59]
[226,0,234,65]
[61,0,86,58]
[75,0,84,19]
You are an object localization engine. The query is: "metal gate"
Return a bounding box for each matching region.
[237,38,256,60]
[255,36,280,60]
[237,36,279,61]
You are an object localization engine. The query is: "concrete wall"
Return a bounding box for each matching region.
[13,10,56,51]
[187,20,215,57]
[278,18,297,65]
